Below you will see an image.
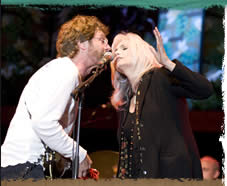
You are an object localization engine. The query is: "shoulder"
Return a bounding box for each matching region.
[145,67,174,91]
[140,68,169,85]
[52,57,78,78]
[150,67,171,81]
[36,57,78,84]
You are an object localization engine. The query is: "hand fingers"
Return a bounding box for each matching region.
[154,29,161,56]
[87,155,93,165]
[78,168,88,178]
[78,170,82,178]
[155,27,160,35]
[77,156,92,178]
[154,27,162,43]
[153,28,160,47]
[154,27,165,55]
[156,27,163,46]
[82,170,87,177]
[153,27,159,43]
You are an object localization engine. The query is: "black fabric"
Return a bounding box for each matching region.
[120,112,140,178]
[122,112,135,141]
[117,60,213,179]
[1,162,44,181]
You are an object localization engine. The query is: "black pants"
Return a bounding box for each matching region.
[1,162,44,181]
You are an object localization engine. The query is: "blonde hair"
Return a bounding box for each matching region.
[111,32,161,110]
[56,15,109,58]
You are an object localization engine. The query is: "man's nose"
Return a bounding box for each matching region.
[105,44,111,52]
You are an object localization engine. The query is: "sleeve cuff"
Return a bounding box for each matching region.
[171,59,182,75]
[79,145,87,163]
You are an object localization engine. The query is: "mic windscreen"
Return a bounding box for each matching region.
[103,52,114,63]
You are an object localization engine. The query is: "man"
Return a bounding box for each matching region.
[1,15,111,180]
[201,156,220,180]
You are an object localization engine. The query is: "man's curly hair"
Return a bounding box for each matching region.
[56,15,109,58]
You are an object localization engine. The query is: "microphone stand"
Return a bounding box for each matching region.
[71,64,106,179]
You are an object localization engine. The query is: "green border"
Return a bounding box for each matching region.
[1,0,227,9]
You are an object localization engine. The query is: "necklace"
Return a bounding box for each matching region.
[134,95,136,105]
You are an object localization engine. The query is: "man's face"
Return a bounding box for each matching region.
[87,30,111,67]
[201,160,217,180]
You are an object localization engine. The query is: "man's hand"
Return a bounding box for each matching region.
[78,154,93,178]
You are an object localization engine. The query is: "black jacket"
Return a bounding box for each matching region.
[117,60,213,179]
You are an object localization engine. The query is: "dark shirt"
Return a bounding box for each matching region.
[122,112,135,141]
[117,60,213,179]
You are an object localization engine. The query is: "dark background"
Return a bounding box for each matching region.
[1,6,224,178]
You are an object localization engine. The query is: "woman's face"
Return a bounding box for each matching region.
[112,35,135,75]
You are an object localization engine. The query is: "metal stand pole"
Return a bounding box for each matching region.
[72,93,84,179]
[71,65,105,179]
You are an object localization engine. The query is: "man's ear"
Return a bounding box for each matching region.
[214,170,220,179]
[78,41,88,50]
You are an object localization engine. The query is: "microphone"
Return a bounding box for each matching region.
[71,52,114,98]
[100,52,114,65]
[71,52,113,99]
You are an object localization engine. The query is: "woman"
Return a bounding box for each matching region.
[110,27,213,179]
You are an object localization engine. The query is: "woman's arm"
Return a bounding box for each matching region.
[168,59,213,99]
[153,27,213,99]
